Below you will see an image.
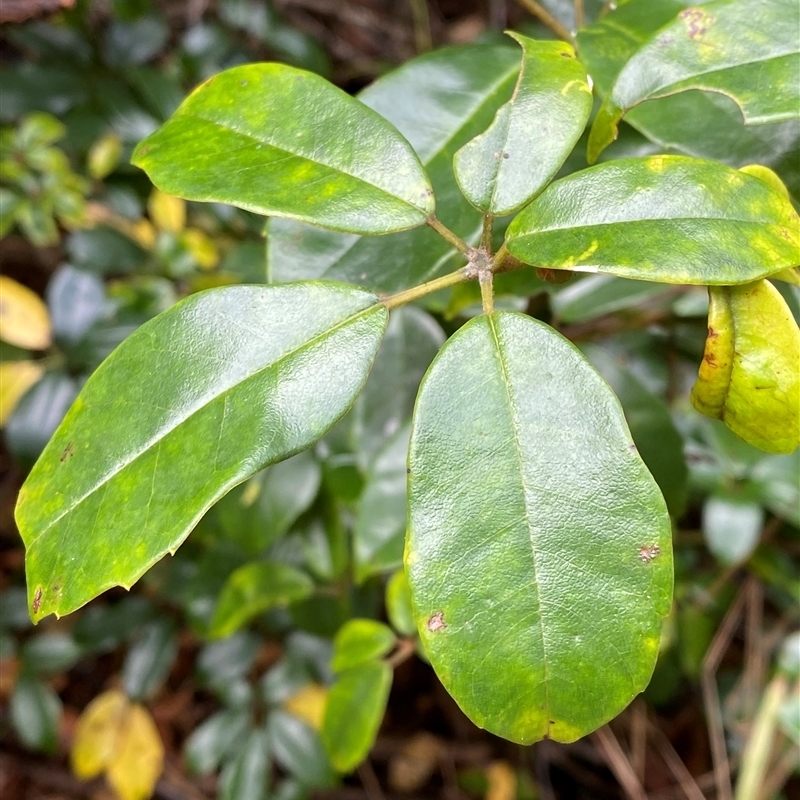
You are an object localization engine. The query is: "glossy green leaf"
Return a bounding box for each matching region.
[351,306,444,469]
[184,708,251,776]
[133,63,433,235]
[21,632,83,675]
[505,156,800,285]
[219,728,271,800]
[46,265,107,348]
[331,619,396,673]
[122,619,179,700]
[17,282,387,621]
[691,280,800,453]
[11,673,62,754]
[581,345,688,516]
[321,661,392,773]
[354,425,410,582]
[385,570,416,637]
[197,632,260,694]
[210,562,314,639]
[702,494,763,565]
[454,35,591,215]
[267,710,336,788]
[588,0,800,162]
[406,312,672,744]
[65,227,147,275]
[267,45,521,292]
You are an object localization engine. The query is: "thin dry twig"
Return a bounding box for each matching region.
[647,716,706,800]
[358,759,386,800]
[629,700,648,784]
[759,737,800,800]
[592,725,647,800]
[408,0,432,53]
[513,0,574,42]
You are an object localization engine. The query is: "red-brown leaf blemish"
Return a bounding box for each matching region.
[427,612,446,632]
[32,587,42,614]
[679,7,713,38]
[708,327,718,339]
[60,442,74,462]
[639,544,661,563]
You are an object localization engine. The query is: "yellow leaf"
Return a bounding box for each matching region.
[739,164,791,199]
[131,219,157,249]
[72,689,128,779]
[0,276,51,350]
[181,228,219,270]
[88,132,123,180]
[691,280,800,454]
[106,704,164,800]
[0,360,43,425]
[148,190,185,234]
[283,683,329,730]
[485,760,516,800]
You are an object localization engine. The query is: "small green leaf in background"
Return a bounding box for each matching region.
[17,282,387,621]
[65,227,147,275]
[267,709,336,788]
[133,63,434,235]
[21,632,83,675]
[210,562,314,639]
[331,619,396,673]
[122,619,178,700]
[10,673,62,753]
[219,728,271,800]
[691,280,800,454]
[46,265,107,348]
[506,156,800,285]
[184,708,251,776]
[385,570,416,637]
[267,45,520,292]
[321,661,392,773]
[454,34,592,216]
[406,312,672,744]
[588,0,800,162]
[702,494,764,566]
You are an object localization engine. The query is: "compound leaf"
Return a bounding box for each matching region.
[406,312,672,743]
[17,283,387,621]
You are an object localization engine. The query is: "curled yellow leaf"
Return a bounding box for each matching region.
[0,360,43,425]
[71,689,128,779]
[691,280,800,454]
[148,189,185,234]
[0,276,51,350]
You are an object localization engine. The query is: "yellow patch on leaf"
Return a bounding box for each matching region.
[72,689,164,800]
[0,277,51,350]
[283,682,328,730]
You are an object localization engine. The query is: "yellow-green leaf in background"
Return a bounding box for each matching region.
[88,132,123,180]
[283,683,329,730]
[148,189,186,234]
[0,361,43,425]
[181,228,219,270]
[71,689,164,800]
[691,280,800,454]
[0,277,51,350]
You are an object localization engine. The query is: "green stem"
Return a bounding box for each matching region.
[514,0,575,43]
[479,270,494,315]
[427,216,472,256]
[383,266,471,309]
[408,0,433,53]
[481,215,494,253]
[574,0,585,28]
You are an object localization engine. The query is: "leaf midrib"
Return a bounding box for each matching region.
[25,302,384,548]
[486,314,552,731]
[178,111,430,216]
[512,216,794,236]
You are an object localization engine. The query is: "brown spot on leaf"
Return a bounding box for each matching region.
[427,612,446,632]
[704,351,716,365]
[708,327,718,338]
[679,7,714,38]
[639,544,661,563]
[503,152,510,159]
[137,146,150,156]
[60,442,74,462]
[32,587,42,614]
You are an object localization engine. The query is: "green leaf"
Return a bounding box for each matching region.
[331,619,396,673]
[210,562,314,639]
[46,265,107,348]
[267,710,336,788]
[122,619,179,700]
[581,345,688,516]
[66,227,147,275]
[16,282,387,621]
[10,673,62,754]
[219,728,271,800]
[702,494,763,565]
[132,64,433,235]
[576,0,800,199]
[267,45,521,292]
[453,35,592,215]
[184,708,251,776]
[321,661,392,772]
[505,156,800,285]
[587,0,800,162]
[354,425,410,582]
[691,280,800,453]
[385,570,416,637]
[21,632,83,675]
[406,312,672,744]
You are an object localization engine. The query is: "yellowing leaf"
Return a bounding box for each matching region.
[106,704,164,800]
[181,228,219,270]
[739,164,790,199]
[148,190,185,234]
[282,683,328,730]
[692,280,800,454]
[71,690,164,800]
[72,689,128,779]
[0,277,51,350]
[485,760,516,800]
[131,219,157,249]
[0,361,43,425]
[88,132,123,180]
